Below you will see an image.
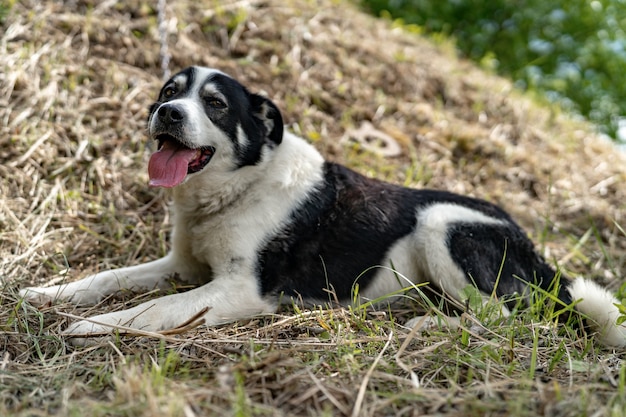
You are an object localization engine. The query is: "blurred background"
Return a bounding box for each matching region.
[361,0,626,142]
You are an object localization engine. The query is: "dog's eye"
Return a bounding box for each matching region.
[206,97,226,109]
[163,86,177,98]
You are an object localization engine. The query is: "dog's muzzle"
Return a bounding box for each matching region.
[147,104,215,188]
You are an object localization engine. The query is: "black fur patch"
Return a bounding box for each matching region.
[447,222,572,308]
[203,73,281,167]
[257,162,421,300]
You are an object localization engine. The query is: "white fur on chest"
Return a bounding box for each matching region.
[171,133,325,273]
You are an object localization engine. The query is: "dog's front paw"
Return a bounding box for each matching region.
[63,319,113,347]
[404,315,461,331]
[62,303,167,346]
[63,310,139,346]
[19,287,58,306]
[19,284,105,306]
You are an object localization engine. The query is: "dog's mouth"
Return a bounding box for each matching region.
[148,134,215,188]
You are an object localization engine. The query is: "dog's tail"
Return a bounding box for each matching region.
[567,279,626,347]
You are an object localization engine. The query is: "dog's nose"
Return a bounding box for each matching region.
[157,104,185,124]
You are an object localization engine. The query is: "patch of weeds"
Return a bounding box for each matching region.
[107,365,188,416]
[231,369,253,417]
[0,0,14,26]
[200,4,248,38]
[150,343,190,381]
[402,158,434,186]
[10,296,66,366]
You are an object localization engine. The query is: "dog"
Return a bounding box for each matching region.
[20,66,626,347]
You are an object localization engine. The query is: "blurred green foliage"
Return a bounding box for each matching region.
[0,1,13,25]
[361,0,626,140]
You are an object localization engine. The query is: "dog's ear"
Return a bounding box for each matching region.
[250,93,283,145]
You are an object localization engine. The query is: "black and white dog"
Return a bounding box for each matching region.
[20,66,626,346]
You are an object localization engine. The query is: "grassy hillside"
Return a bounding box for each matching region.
[360,0,626,139]
[1,0,626,415]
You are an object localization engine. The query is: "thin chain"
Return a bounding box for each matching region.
[157,0,171,80]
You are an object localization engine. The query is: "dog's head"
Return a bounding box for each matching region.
[146,66,284,188]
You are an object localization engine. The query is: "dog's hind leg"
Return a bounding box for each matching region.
[413,204,513,298]
[409,203,626,346]
[406,203,523,330]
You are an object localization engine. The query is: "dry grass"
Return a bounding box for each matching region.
[1,0,626,415]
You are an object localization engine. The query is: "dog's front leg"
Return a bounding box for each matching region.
[19,253,205,306]
[63,274,276,345]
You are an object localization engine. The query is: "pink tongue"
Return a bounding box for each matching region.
[148,141,199,188]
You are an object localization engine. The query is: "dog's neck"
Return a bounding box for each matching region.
[170,132,325,217]
[170,166,258,216]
